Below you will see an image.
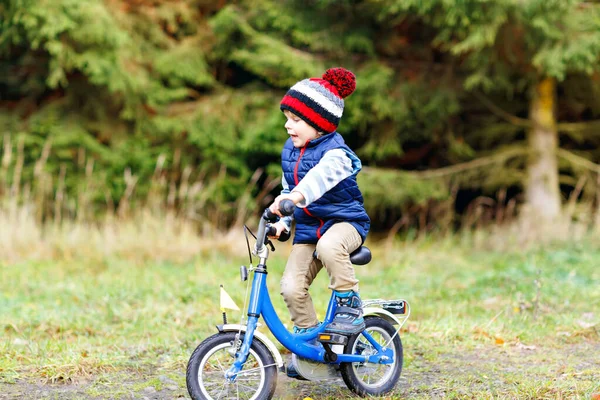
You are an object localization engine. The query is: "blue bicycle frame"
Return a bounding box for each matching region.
[224,214,395,380]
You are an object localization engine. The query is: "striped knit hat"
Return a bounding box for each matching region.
[280,67,356,134]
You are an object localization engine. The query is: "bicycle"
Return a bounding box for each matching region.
[186,200,410,399]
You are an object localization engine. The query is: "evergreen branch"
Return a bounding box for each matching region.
[413,147,528,178]
[557,148,600,173]
[473,92,532,128]
[557,120,600,133]
[364,147,528,179]
[472,93,600,133]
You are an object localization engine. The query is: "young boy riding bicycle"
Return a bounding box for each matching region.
[268,67,371,355]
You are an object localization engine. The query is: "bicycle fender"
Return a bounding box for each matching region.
[216,324,284,370]
[363,307,402,326]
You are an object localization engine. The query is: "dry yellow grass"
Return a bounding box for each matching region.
[0,207,250,264]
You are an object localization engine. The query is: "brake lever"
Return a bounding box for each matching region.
[263,224,275,251]
[265,239,275,252]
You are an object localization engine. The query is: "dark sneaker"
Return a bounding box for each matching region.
[324,291,365,336]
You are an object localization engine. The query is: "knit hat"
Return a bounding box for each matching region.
[280,67,356,134]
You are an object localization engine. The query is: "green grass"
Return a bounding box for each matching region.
[1,236,599,399]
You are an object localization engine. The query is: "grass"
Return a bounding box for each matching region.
[2,116,600,399]
[1,228,599,399]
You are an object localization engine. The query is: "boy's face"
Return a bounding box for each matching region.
[283,110,320,148]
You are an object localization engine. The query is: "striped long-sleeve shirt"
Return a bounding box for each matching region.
[279,148,357,231]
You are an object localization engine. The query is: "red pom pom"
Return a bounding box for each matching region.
[322,68,356,98]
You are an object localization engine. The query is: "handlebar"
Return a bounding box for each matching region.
[255,199,296,255]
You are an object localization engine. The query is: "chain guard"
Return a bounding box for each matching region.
[291,353,341,381]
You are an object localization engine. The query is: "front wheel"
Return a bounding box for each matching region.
[186,332,277,400]
[340,317,403,397]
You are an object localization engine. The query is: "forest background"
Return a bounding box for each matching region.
[2,0,600,239]
[1,1,600,399]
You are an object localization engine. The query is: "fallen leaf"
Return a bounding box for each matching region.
[495,337,505,345]
[473,327,492,338]
[581,312,595,320]
[483,296,500,307]
[516,342,536,350]
[577,320,596,329]
[401,322,419,333]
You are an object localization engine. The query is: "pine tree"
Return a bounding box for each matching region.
[382,0,600,220]
[3,0,600,231]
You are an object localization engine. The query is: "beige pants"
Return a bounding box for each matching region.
[280,222,362,329]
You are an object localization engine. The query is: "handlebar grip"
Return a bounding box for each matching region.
[279,199,295,216]
[264,208,278,222]
[278,230,291,242]
[265,225,291,243]
[264,199,296,222]
[266,225,277,238]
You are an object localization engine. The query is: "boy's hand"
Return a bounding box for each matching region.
[269,192,304,217]
[267,221,288,239]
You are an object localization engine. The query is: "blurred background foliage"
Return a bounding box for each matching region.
[1,0,600,234]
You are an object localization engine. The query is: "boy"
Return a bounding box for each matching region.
[268,67,371,342]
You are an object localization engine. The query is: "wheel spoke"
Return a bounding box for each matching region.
[234,363,274,376]
[362,368,370,384]
[216,380,227,400]
[214,354,227,372]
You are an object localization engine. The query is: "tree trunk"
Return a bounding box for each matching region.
[525,77,561,220]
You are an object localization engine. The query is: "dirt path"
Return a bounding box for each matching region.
[1,342,598,399]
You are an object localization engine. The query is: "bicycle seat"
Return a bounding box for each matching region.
[349,246,372,265]
[313,246,372,266]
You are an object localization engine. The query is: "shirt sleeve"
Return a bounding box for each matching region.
[292,148,356,208]
[279,174,294,231]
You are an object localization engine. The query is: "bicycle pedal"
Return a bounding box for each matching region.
[318,333,348,345]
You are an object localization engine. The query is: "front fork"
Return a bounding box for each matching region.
[224,261,268,381]
[224,315,260,381]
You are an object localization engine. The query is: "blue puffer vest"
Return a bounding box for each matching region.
[281,132,370,244]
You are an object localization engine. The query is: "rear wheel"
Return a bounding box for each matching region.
[186,332,277,400]
[340,317,403,397]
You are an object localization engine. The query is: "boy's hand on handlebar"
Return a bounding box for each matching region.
[267,222,288,239]
[269,192,304,217]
